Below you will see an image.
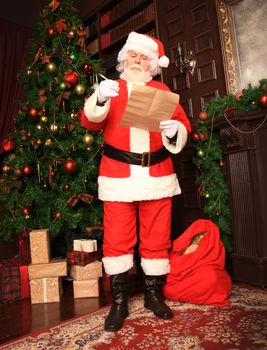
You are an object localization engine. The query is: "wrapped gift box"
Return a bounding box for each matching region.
[29,229,51,264]
[0,258,30,303]
[28,259,67,280]
[73,279,99,298]
[70,260,103,281]
[67,250,101,267]
[73,239,97,253]
[30,277,62,304]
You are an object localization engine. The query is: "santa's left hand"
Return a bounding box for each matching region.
[159,120,179,138]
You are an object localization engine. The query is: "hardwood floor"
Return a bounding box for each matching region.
[0,279,113,345]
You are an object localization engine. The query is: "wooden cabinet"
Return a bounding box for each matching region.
[84,0,157,79]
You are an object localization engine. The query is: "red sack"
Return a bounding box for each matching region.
[163,219,232,306]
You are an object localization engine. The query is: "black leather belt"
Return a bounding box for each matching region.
[103,143,169,167]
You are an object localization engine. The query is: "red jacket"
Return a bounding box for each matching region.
[80,79,191,202]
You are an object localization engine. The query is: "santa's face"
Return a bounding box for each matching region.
[124,50,150,71]
[123,50,152,82]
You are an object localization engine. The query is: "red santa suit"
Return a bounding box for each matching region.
[80,78,191,276]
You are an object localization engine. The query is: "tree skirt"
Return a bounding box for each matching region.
[0,284,267,350]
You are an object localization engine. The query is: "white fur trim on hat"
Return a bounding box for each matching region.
[124,32,158,58]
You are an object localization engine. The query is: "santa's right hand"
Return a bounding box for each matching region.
[97,79,119,104]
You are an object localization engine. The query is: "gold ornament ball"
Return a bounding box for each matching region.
[197,149,205,158]
[68,30,75,38]
[59,82,67,90]
[36,124,43,130]
[50,123,58,133]
[3,164,12,174]
[46,62,57,73]
[75,84,85,95]
[82,133,94,146]
[40,115,48,123]
[68,111,77,120]
[27,67,33,75]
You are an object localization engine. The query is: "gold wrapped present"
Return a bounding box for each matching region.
[73,279,99,298]
[70,260,103,281]
[73,239,97,252]
[30,277,62,304]
[29,229,51,264]
[28,259,67,280]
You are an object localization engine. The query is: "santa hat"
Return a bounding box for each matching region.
[121,32,170,68]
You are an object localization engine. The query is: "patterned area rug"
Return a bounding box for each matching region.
[1,284,267,350]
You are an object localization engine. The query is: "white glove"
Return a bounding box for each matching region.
[159,120,179,138]
[97,79,119,104]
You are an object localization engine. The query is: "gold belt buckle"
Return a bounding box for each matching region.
[141,152,151,167]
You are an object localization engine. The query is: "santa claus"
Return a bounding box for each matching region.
[80,31,191,332]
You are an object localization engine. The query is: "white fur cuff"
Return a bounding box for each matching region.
[102,254,134,275]
[141,258,170,275]
[162,121,188,154]
[84,89,110,123]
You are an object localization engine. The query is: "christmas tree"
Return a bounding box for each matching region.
[0,0,103,256]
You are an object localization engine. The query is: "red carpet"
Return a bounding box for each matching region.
[0,284,266,350]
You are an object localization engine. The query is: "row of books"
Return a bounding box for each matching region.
[101,3,155,50]
[100,0,150,29]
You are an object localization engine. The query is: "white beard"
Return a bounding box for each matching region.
[120,65,152,83]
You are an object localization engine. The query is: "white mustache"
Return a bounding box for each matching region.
[128,64,145,72]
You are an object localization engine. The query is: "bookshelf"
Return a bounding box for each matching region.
[84,0,158,79]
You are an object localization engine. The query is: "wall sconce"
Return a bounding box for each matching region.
[174,43,197,76]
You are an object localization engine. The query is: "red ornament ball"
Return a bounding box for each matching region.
[259,94,267,107]
[28,107,39,119]
[63,159,77,174]
[47,27,57,38]
[199,131,207,142]
[192,132,200,142]
[64,71,78,86]
[81,62,92,75]
[198,111,208,121]
[219,160,225,167]
[20,130,28,140]
[22,165,33,176]
[3,138,15,152]
[14,168,22,176]
[21,207,31,216]
[54,211,62,219]
[63,183,71,191]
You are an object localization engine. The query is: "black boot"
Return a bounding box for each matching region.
[104,272,129,332]
[144,275,173,319]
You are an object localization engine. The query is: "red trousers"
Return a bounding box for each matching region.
[103,198,172,259]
